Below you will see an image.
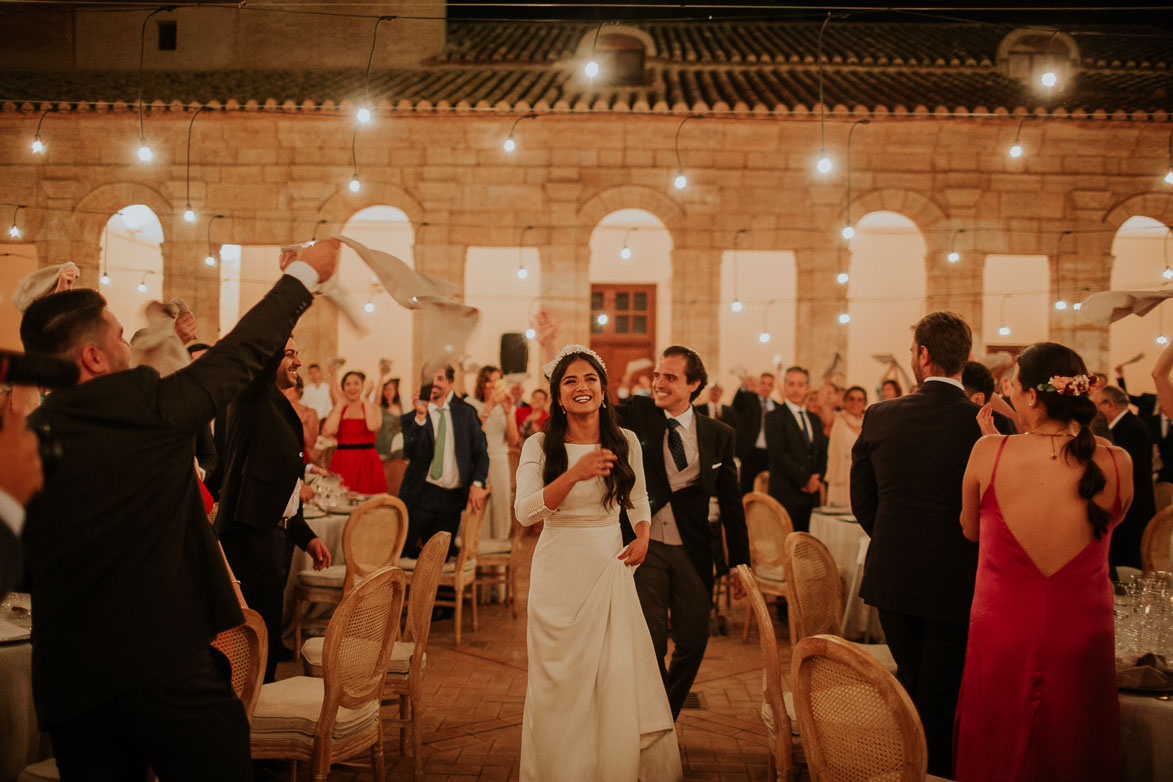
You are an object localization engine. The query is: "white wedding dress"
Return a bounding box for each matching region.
[514,430,683,782]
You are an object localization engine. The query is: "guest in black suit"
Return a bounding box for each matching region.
[764,366,828,534]
[1097,385,1155,569]
[731,372,777,495]
[400,365,489,559]
[962,360,1017,435]
[0,403,42,595]
[617,346,750,719]
[850,311,983,777]
[1115,365,1173,482]
[693,382,739,432]
[216,335,332,682]
[19,244,335,781]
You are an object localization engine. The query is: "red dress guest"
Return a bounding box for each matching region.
[323,370,387,494]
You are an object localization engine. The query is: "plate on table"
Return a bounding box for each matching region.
[0,618,31,643]
[304,505,327,520]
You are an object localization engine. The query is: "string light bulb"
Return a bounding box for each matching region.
[1041,71,1057,88]
[356,106,371,124]
[503,137,516,153]
[674,172,687,190]
[1163,267,1173,281]
[364,300,375,313]
[31,137,44,155]
[1073,302,1082,311]
[838,313,851,324]
[204,253,216,267]
[525,328,537,339]
[948,251,961,263]
[759,331,771,343]
[998,325,1011,336]
[584,60,600,79]
[620,245,632,260]
[517,265,528,280]
[841,224,855,240]
[816,152,832,174]
[1166,169,1173,186]
[8,224,20,239]
[1055,299,1068,310]
[137,139,152,162]
[1159,335,1170,346]
[184,205,196,223]
[349,174,361,193]
[836,272,849,284]
[731,299,743,313]
[597,313,608,326]
[100,272,111,286]
[1009,142,1023,158]
[137,275,148,293]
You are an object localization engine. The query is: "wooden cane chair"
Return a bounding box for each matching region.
[1154,482,1173,514]
[785,532,896,673]
[251,566,406,782]
[384,458,410,497]
[383,531,451,780]
[1142,505,1173,573]
[791,634,941,782]
[742,491,793,642]
[475,507,526,619]
[210,607,268,720]
[737,565,804,782]
[293,494,410,651]
[754,470,771,495]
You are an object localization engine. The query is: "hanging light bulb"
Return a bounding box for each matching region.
[7,224,20,239]
[356,106,371,124]
[364,300,375,313]
[838,313,851,324]
[620,245,632,260]
[184,205,196,223]
[841,224,855,240]
[584,60,600,79]
[348,174,361,193]
[836,272,849,284]
[137,139,153,162]
[597,313,608,326]
[100,272,111,286]
[503,136,516,153]
[1040,71,1057,88]
[31,137,44,155]
[1073,302,1082,311]
[947,251,961,263]
[673,172,687,190]
[759,331,771,344]
[816,152,832,174]
[1055,299,1068,310]
[1166,169,1173,185]
[525,327,537,339]
[731,299,743,313]
[998,325,1011,336]
[517,266,528,280]
[204,253,216,267]
[137,279,148,293]
[1008,142,1023,159]
[1159,335,1170,346]
[1163,267,1173,281]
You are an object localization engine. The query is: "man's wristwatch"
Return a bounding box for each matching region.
[472,481,485,489]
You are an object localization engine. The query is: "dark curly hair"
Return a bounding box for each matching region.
[542,350,635,511]
[1016,342,1110,538]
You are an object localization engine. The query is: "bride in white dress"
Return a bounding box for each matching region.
[514,345,683,782]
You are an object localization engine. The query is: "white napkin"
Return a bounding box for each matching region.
[1079,289,1173,326]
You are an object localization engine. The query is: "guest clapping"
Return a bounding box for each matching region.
[323,370,387,494]
[824,385,866,507]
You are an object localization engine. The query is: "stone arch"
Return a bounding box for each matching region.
[73,182,173,248]
[574,24,657,58]
[1103,192,1173,232]
[995,29,1079,68]
[316,183,425,238]
[576,185,685,237]
[842,188,949,238]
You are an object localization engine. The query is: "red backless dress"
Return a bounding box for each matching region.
[954,436,1122,782]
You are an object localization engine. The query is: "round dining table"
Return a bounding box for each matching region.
[809,506,883,642]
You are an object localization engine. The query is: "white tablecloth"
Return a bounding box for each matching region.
[281,511,349,630]
[1121,691,1173,782]
[809,508,883,642]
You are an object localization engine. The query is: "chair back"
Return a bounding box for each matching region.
[1142,505,1173,573]
[342,495,410,594]
[384,459,409,497]
[736,564,793,779]
[319,567,406,726]
[404,531,451,665]
[753,471,770,495]
[455,487,490,572]
[210,607,268,720]
[744,491,794,576]
[1154,482,1173,513]
[785,532,844,640]
[791,634,927,782]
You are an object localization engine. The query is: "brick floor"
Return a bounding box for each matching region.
[278,535,791,781]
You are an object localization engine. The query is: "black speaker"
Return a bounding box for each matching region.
[500,332,529,375]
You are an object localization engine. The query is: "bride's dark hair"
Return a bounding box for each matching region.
[542,350,635,511]
[1015,342,1111,538]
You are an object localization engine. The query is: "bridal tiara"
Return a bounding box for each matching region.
[543,344,607,380]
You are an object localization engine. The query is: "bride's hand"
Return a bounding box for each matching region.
[570,447,617,482]
[618,535,648,566]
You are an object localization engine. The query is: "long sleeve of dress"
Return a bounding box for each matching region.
[624,429,652,526]
[515,434,554,526]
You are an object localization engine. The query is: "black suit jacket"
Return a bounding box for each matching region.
[1143,414,1173,484]
[764,403,829,512]
[618,396,750,593]
[731,389,772,461]
[214,348,317,551]
[399,395,489,508]
[693,401,740,434]
[850,380,982,623]
[24,274,312,728]
[1110,412,1156,567]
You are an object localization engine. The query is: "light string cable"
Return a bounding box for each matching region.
[183,105,208,222]
[136,6,178,161]
[359,15,396,123]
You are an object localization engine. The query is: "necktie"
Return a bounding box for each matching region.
[429,408,447,480]
[667,419,688,472]
[797,407,812,445]
[760,397,768,431]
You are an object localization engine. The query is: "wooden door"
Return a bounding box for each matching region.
[590,283,656,393]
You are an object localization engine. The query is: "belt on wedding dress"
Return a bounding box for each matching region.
[543,514,620,529]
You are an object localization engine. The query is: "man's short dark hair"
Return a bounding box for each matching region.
[760,372,775,381]
[307,363,320,370]
[21,289,108,357]
[962,361,995,401]
[913,311,972,376]
[662,345,708,401]
[533,388,548,399]
[442,365,455,382]
[1100,385,1129,407]
[186,342,212,356]
[784,366,809,381]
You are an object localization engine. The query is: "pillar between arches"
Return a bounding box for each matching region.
[794,245,847,374]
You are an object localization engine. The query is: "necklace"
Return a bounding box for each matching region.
[1026,428,1076,460]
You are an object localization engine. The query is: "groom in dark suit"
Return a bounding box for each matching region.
[19,243,337,780]
[850,311,982,777]
[764,366,828,534]
[619,346,751,719]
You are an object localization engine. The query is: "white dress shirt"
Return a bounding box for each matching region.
[423,391,461,490]
[1108,409,1128,431]
[783,399,815,444]
[650,406,700,545]
[922,376,966,392]
[0,489,25,537]
[301,382,333,420]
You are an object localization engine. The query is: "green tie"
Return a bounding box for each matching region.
[429,408,447,480]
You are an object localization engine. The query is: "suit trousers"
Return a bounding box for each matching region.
[784,495,814,534]
[405,483,466,559]
[219,523,294,683]
[50,646,252,782]
[633,540,712,720]
[740,447,769,496]
[877,609,969,779]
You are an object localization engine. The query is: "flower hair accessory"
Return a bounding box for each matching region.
[1036,374,1097,397]
[543,344,607,380]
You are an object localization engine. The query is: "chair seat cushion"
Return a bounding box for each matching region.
[861,642,897,674]
[298,564,346,589]
[251,676,380,746]
[476,538,512,556]
[397,556,476,575]
[753,564,786,583]
[301,637,424,675]
[760,690,801,741]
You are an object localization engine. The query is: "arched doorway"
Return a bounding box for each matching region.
[588,209,672,386]
[845,211,925,391]
[1110,215,1172,394]
[982,255,1050,351]
[99,204,164,335]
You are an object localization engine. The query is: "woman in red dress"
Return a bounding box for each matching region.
[954,342,1132,782]
[322,370,387,494]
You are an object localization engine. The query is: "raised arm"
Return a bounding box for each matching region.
[1152,340,1173,419]
[362,399,381,432]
